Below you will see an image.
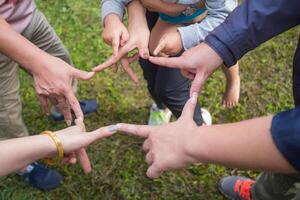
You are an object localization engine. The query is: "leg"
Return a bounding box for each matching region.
[222,62,240,108]
[22,9,98,121]
[0,56,28,140]
[251,172,300,200]
[155,67,204,125]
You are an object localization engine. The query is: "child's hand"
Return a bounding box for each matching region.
[102,14,129,57]
[153,30,183,57]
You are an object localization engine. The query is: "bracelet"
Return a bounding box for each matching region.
[41,130,64,165]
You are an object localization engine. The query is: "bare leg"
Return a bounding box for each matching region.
[222,63,240,108]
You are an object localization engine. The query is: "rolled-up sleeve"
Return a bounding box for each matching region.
[101,0,130,25]
[271,107,300,171]
[204,0,300,67]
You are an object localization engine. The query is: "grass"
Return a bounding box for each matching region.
[0,0,299,199]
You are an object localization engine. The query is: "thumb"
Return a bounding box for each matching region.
[153,38,166,56]
[73,68,95,80]
[138,45,150,60]
[121,30,130,46]
[112,36,120,57]
[190,73,205,96]
[181,92,198,119]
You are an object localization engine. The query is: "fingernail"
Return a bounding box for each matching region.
[191,92,198,103]
[107,125,119,133]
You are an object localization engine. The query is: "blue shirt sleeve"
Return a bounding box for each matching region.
[204,0,300,67]
[271,107,300,171]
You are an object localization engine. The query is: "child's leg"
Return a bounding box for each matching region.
[222,62,240,108]
[149,19,178,55]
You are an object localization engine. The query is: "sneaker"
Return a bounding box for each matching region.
[201,108,212,125]
[51,100,99,122]
[148,103,172,126]
[218,176,255,200]
[18,163,63,190]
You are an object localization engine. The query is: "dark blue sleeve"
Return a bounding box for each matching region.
[205,0,300,67]
[271,107,300,171]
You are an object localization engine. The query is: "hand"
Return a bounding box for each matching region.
[102,14,129,57]
[55,121,118,174]
[140,0,186,16]
[117,93,200,178]
[94,22,150,83]
[149,43,223,96]
[33,55,95,125]
[153,30,183,57]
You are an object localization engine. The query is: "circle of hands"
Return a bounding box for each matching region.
[33,1,222,178]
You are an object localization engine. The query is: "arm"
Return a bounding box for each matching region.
[205,0,300,67]
[178,0,237,50]
[0,17,95,123]
[0,125,117,176]
[101,0,130,25]
[118,94,297,178]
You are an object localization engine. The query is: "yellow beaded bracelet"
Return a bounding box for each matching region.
[41,130,64,165]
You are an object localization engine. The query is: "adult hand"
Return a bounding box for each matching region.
[153,30,183,57]
[33,55,95,125]
[117,93,200,178]
[55,121,118,174]
[102,14,129,57]
[94,22,150,83]
[149,43,223,96]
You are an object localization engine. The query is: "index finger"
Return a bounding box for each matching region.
[149,56,183,69]
[93,44,131,72]
[65,90,83,120]
[117,123,151,138]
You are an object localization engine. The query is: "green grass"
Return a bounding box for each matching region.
[0,0,299,199]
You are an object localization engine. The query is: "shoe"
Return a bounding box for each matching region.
[201,108,212,125]
[51,100,99,122]
[148,103,172,126]
[18,163,63,190]
[218,176,255,200]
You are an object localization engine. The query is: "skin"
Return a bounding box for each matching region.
[0,122,118,176]
[95,0,150,83]
[0,17,94,173]
[118,93,296,179]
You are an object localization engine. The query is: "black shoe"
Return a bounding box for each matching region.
[18,163,63,190]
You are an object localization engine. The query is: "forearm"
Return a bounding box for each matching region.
[127,0,147,30]
[0,135,56,176]
[0,17,49,75]
[187,116,297,173]
[205,0,300,67]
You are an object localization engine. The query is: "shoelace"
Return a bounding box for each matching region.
[234,179,255,200]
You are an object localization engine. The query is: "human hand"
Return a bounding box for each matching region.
[149,43,223,96]
[117,93,200,178]
[55,121,118,174]
[153,30,183,57]
[94,21,150,83]
[33,55,95,125]
[140,0,186,16]
[102,14,129,57]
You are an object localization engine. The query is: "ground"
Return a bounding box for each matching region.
[0,0,299,199]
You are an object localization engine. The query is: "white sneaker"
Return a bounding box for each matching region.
[201,108,212,125]
[148,103,172,126]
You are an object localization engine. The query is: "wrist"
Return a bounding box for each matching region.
[183,125,211,164]
[104,14,122,27]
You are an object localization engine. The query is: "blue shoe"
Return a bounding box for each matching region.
[218,176,255,200]
[51,100,99,122]
[18,163,63,190]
